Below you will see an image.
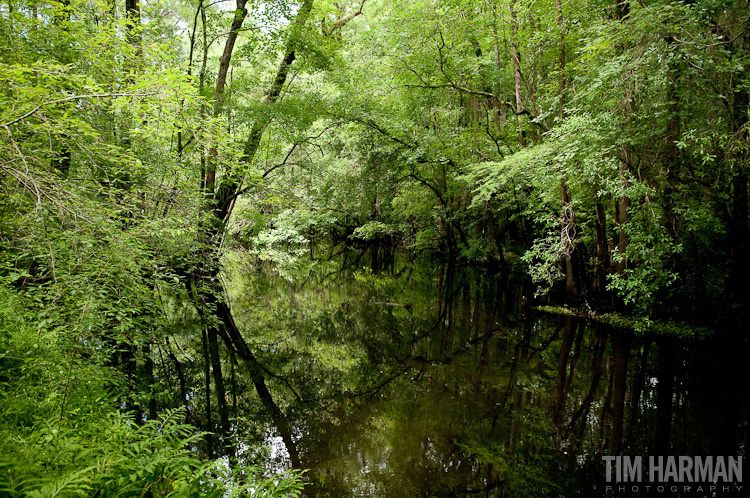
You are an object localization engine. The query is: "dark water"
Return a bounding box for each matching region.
[226,246,749,497]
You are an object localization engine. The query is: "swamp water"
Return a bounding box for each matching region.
[222,246,748,497]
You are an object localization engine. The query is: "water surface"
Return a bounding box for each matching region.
[225,246,748,497]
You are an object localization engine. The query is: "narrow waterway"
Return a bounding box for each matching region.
[223,245,748,497]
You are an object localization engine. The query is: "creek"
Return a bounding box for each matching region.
[222,245,748,497]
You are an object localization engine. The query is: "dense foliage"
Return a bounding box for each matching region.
[0,0,747,493]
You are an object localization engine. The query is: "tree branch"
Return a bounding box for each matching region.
[324,0,366,37]
[1,92,156,127]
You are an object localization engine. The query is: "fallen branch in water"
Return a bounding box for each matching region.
[374,301,413,313]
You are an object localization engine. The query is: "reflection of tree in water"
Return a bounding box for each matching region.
[172,245,749,496]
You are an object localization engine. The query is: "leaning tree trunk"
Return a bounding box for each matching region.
[185,0,315,464]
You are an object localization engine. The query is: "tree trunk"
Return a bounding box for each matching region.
[121,343,142,423]
[188,0,317,466]
[142,342,156,420]
[612,0,631,293]
[561,181,579,303]
[554,0,580,304]
[205,0,249,196]
[568,327,606,438]
[625,339,651,447]
[215,298,302,468]
[166,338,190,411]
[212,0,315,223]
[125,0,142,64]
[509,0,526,147]
[613,162,631,277]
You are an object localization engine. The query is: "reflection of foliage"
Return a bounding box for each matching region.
[226,251,611,496]
[222,246,743,497]
[352,266,398,291]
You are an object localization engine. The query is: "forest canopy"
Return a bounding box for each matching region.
[0,0,748,494]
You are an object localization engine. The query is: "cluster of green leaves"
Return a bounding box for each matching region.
[0,283,207,497]
[0,0,308,493]
[239,0,748,326]
[350,220,401,242]
[229,203,339,278]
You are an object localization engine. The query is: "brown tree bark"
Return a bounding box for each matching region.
[125,0,142,64]
[611,0,632,292]
[509,0,526,147]
[142,342,156,421]
[192,0,316,466]
[205,0,249,196]
[625,339,651,447]
[208,0,315,226]
[51,0,72,177]
[166,338,190,412]
[188,0,367,466]
[554,0,581,303]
